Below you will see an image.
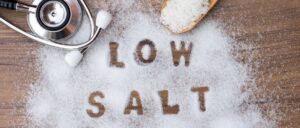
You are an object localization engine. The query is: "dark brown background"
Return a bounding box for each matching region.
[0,0,299,127]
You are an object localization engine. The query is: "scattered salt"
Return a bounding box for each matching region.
[25,0,275,128]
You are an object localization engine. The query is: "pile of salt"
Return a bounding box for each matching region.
[24,0,275,128]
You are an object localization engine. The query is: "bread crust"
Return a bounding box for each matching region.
[161,0,218,34]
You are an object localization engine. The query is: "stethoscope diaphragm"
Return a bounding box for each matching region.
[28,0,82,40]
[36,0,71,31]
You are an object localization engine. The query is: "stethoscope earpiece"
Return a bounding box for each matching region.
[64,10,112,67]
[96,10,113,29]
[65,50,83,67]
[0,0,112,67]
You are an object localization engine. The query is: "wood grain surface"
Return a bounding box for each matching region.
[0,0,299,127]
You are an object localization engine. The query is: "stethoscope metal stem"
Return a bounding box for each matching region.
[16,2,37,13]
[79,0,95,37]
[0,16,101,50]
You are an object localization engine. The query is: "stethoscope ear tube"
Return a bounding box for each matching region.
[0,0,36,12]
[0,0,17,10]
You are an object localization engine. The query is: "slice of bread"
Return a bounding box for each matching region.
[160,0,218,34]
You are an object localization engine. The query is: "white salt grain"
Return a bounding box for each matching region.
[25,0,275,128]
[160,0,210,33]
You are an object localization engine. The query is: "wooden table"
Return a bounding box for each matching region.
[0,0,299,127]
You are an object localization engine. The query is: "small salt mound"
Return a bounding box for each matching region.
[160,0,210,33]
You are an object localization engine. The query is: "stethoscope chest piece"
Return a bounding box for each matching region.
[0,0,113,67]
[28,0,82,40]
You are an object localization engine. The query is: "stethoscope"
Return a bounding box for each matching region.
[0,0,112,67]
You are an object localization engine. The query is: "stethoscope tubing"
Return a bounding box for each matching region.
[0,0,98,51]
